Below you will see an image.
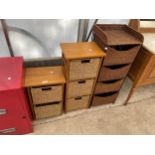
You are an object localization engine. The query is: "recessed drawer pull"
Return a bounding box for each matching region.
[0,128,16,134]
[0,109,7,116]
[78,80,86,84]
[35,101,60,107]
[81,59,90,63]
[75,97,82,100]
[105,64,128,70]
[41,87,52,91]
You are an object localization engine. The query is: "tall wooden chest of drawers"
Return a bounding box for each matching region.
[61,42,105,112]
[92,24,144,106]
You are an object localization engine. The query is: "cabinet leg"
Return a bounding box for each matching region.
[124,86,136,106]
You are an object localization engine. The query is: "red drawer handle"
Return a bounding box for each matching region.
[0,109,7,116]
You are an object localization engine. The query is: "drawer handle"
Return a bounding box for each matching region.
[35,101,60,107]
[0,128,16,134]
[95,91,117,97]
[101,79,122,84]
[75,97,82,100]
[78,80,86,84]
[111,45,137,51]
[105,64,128,70]
[81,59,90,63]
[0,109,7,116]
[41,87,52,91]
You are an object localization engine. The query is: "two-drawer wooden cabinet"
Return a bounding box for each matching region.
[61,42,105,112]
[0,57,33,135]
[24,66,66,119]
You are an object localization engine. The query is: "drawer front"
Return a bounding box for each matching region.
[69,58,101,80]
[95,79,124,94]
[94,34,141,65]
[67,79,94,98]
[34,102,62,119]
[31,85,63,104]
[98,64,131,81]
[0,89,29,118]
[103,45,140,66]
[66,96,90,112]
[0,115,32,135]
[92,92,119,106]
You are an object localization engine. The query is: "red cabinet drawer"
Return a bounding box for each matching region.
[0,90,26,117]
[0,115,33,135]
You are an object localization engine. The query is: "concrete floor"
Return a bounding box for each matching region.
[30,78,155,135]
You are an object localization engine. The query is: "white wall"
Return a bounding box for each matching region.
[0,22,11,57]
[0,19,130,59]
[6,19,79,60]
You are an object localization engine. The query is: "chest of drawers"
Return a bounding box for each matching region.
[24,66,66,119]
[61,42,105,112]
[0,57,33,135]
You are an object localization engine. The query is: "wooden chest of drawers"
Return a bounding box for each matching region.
[24,66,66,119]
[61,42,105,112]
[92,24,143,106]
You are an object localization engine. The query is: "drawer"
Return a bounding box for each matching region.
[92,91,119,106]
[66,96,90,112]
[94,34,141,65]
[31,85,63,104]
[0,115,33,135]
[69,58,101,80]
[0,89,30,118]
[67,79,94,98]
[98,64,131,81]
[34,101,62,119]
[95,79,124,94]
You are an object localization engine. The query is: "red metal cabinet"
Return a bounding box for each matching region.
[0,57,33,135]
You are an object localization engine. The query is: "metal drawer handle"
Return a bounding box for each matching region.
[0,109,7,116]
[81,59,90,63]
[0,128,16,134]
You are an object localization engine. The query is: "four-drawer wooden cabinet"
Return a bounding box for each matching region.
[24,66,66,119]
[0,57,33,135]
[92,24,144,106]
[61,42,105,112]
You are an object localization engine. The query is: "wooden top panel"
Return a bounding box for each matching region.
[24,66,66,87]
[60,42,106,60]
